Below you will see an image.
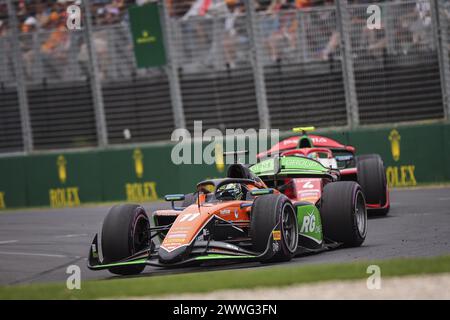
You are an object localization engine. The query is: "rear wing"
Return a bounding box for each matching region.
[250,155,331,177]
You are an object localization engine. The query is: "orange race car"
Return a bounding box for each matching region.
[88,160,368,276]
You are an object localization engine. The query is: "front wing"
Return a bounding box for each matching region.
[87,222,343,271]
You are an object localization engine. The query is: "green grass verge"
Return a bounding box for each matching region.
[0,255,449,299]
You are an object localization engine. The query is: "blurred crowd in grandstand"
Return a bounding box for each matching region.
[0,0,440,79]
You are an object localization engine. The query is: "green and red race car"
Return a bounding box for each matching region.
[257,127,390,216]
[88,159,368,275]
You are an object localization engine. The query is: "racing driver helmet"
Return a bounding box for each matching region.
[216,183,244,201]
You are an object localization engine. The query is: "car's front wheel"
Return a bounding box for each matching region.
[101,204,150,275]
[250,194,298,262]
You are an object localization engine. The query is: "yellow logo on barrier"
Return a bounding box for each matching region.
[51,155,81,207]
[386,165,417,187]
[126,149,159,201]
[57,155,67,184]
[49,187,80,208]
[215,143,224,173]
[0,192,5,209]
[389,129,401,162]
[386,129,417,187]
[126,182,158,202]
[133,149,144,179]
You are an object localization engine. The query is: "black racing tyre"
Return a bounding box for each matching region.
[321,182,367,247]
[250,194,298,262]
[356,154,389,216]
[182,193,197,207]
[356,154,382,162]
[101,204,149,275]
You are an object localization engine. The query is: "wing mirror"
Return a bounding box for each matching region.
[164,194,185,211]
[164,194,185,202]
[250,188,274,196]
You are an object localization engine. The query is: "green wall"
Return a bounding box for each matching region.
[346,124,447,187]
[0,123,449,209]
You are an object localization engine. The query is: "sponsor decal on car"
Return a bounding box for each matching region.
[311,137,328,144]
[281,157,326,172]
[167,232,188,239]
[297,191,320,203]
[295,178,322,203]
[272,241,280,252]
[282,138,299,146]
[160,211,214,252]
[272,230,281,241]
[250,159,275,175]
[297,205,323,244]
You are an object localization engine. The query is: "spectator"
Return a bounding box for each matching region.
[266,0,298,62]
[21,17,39,79]
[78,28,109,80]
[395,0,432,53]
[309,0,338,60]
[223,0,246,68]
[295,0,312,9]
[179,0,216,64]
[168,0,193,18]
[40,13,70,78]
[182,0,213,20]
[0,20,7,37]
[409,0,432,45]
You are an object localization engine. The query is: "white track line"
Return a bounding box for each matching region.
[0,251,72,258]
[0,240,18,245]
[54,234,88,239]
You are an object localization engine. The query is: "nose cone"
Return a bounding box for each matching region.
[158,245,189,264]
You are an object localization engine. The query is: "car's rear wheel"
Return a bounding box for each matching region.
[356,154,389,216]
[101,204,149,275]
[321,182,367,247]
[250,194,298,262]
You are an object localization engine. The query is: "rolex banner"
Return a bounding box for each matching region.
[129,3,166,68]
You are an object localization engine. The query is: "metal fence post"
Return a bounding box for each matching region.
[83,0,108,147]
[336,0,359,128]
[0,37,5,84]
[297,10,308,63]
[434,0,450,121]
[244,0,271,130]
[159,0,186,130]
[6,0,33,153]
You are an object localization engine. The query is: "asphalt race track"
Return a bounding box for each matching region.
[0,187,449,285]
